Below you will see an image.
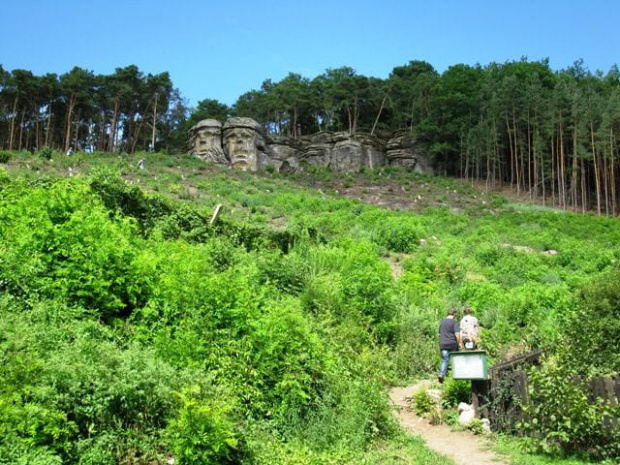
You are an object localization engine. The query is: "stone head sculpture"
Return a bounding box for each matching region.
[222,117,264,171]
[189,119,227,164]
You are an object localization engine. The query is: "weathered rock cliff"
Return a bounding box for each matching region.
[189,117,433,174]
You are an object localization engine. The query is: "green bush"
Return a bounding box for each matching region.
[522,358,620,460]
[38,147,53,160]
[88,167,174,233]
[391,307,437,377]
[563,268,620,373]
[257,249,310,295]
[412,390,436,416]
[441,379,471,408]
[0,300,178,462]
[0,178,152,319]
[367,214,425,253]
[166,385,242,465]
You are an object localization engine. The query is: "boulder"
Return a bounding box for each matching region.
[457,402,476,426]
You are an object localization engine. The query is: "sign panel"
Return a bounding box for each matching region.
[450,351,488,380]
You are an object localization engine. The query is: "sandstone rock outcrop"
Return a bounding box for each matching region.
[387,132,434,174]
[188,117,434,174]
[188,119,227,164]
[222,117,268,171]
[301,132,386,172]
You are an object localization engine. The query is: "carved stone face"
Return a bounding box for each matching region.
[196,126,220,152]
[223,126,259,171]
[189,119,226,164]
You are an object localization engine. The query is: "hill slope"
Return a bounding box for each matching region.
[1,150,619,463]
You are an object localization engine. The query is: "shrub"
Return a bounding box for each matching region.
[412,390,436,417]
[0,150,11,163]
[441,378,471,408]
[563,268,620,373]
[391,307,437,377]
[522,358,620,460]
[340,240,399,342]
[166,385,242,465]
[369,215,425,253]
[257,249,310,295]
[88,167,174,233]
[0,179,152,318]
[38,147,53,160]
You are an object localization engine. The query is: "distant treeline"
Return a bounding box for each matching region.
[2,58,620,214]
[0,65,186,155]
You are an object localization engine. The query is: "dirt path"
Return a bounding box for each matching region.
[389,383,510,465]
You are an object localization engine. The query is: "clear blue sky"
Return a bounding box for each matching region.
[1,0,619,108]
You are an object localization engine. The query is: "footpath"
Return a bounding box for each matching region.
[389,383,509,465]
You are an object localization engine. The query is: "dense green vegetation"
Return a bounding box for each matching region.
[0,150,619,464]
[2,58,620,214]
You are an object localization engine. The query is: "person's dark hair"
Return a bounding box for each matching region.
[447,308,457,316]
[464,307,472,315]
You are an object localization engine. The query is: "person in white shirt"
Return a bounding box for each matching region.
[460,307,479,350]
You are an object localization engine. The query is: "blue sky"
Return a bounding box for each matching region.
[1,0,619,107]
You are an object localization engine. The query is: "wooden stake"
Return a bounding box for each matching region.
[210,204,223,225]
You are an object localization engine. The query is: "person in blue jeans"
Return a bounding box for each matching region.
[438,308,461,383]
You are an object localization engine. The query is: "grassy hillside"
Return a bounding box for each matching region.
[0,149,618,464]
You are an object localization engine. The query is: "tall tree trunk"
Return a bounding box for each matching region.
[602,150,609,215]
[486,128,492,189]
[371,95,387,136]
[580,158,587,213]
[346,107,352,135]
[612,152,618,215]
[527,111,533,199]
[130,113,148,153]
[512,110,521,195]
[72,110,81,150]
[34,104,42,150]
[559,119,567,210]
[64,93,76,152]
[108,101,120,151]
[124,111,136,152]
[611,125,617,214]
[590,117,601,215]
[571,120,579,209]
[18,111,25,151]
[540,142,546,206]
[492,119,500,188]
[506,114,515,187]
[98,111,106,151]
[550,132,556,207]
[8,96,18,150]
[151,92,158,149]
[45,101,53,147]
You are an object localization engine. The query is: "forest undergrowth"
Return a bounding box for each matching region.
[0,150,618,464]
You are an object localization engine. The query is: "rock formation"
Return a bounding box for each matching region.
[300,131,385,172]
[188,119,227,164]
[221,117,268,171]
[188,117,434,175]
[386,132,433,174]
